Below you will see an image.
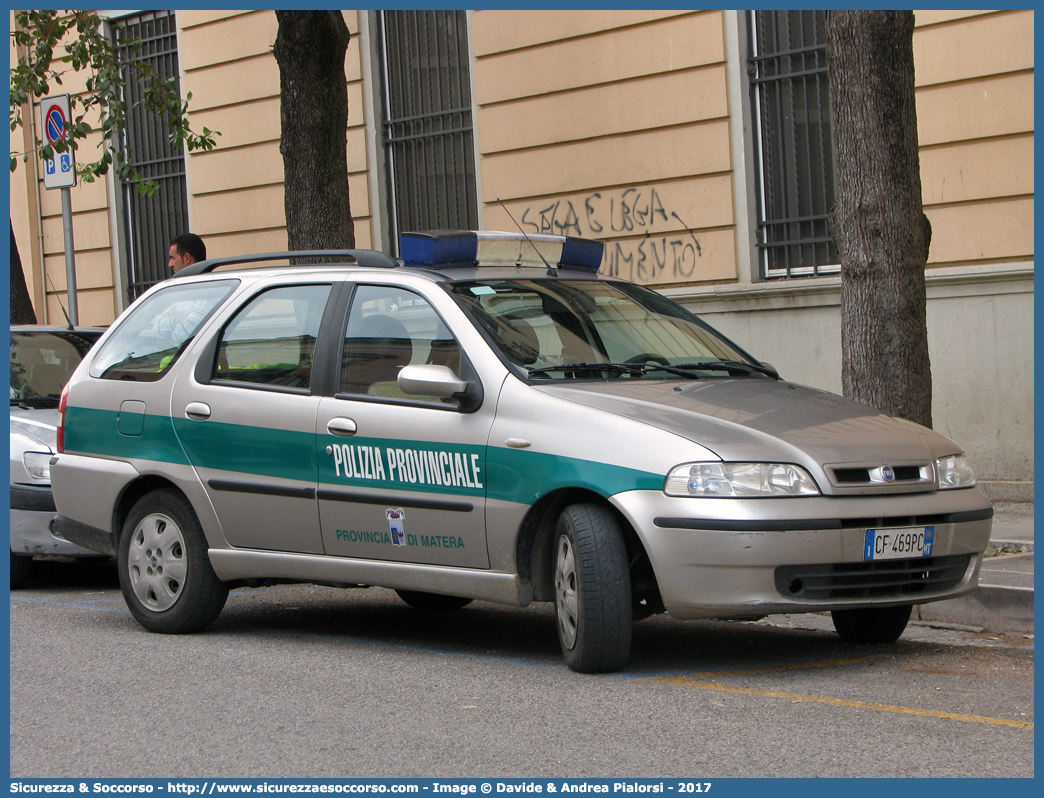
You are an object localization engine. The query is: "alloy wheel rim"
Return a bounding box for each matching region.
[554,536,578,649]
[127,512,187,612]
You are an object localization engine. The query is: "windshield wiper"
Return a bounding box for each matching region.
[528,360,778,380]
[658,360,779,379]
[528,362,704,379]
[528,362,645,377]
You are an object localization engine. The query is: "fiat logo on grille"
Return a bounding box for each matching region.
[881,465,896,482]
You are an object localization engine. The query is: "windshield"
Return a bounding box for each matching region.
[10,330,102,407]
[449,279,761,380]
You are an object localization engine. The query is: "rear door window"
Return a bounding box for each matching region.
[212,284,333,391]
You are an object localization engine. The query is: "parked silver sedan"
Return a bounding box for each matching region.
[10,325,105,587]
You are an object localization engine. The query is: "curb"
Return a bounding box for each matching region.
[989,539,1034,553]
[914,585,1034,636]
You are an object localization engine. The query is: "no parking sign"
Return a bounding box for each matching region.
[41,94,77,189]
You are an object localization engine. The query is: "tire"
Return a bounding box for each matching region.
[395,590,473,611]
[118,489,228,634]
[10,553,32,589]
[832,605,912,644]
[553,503,632,673]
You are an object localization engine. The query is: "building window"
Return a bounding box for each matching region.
[113,10,190,302]
[749,10,838,278]
[376,10,478,253]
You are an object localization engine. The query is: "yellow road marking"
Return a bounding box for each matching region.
[646,656,876,683]
[642,657,1033,730]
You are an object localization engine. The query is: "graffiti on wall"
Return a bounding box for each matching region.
[515,187,703,283]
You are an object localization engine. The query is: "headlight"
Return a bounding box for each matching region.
[664,462,820,497]
[22,451,52,481]
[936,454,976,489]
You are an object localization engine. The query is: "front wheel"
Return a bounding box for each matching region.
[553,503,632,673]
[832,605,912,644]
[118,489,228,634]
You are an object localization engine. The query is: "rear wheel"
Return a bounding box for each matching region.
[10,553,32,589]
[118,489,228,633]
[553,503,632,673]
[395,590,472,611]
[832,605,912,644]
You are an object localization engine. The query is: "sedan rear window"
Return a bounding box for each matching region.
[11,329,102,407]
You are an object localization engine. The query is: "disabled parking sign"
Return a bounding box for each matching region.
[41,94,76,189]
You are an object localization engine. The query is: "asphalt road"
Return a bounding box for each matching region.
[9,561,1034,779]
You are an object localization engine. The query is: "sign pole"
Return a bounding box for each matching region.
[41,94,78,326]
[61,187,79,326]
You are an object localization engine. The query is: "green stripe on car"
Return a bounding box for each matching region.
[62,406,664,504]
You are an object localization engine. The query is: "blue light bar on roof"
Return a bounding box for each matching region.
[400,230,603,273]
[559,237,604,273]
[400,230,478,268]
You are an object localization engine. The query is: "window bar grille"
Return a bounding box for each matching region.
[113,10,189,302]
[378,10,477,253]
[750,10,838,278]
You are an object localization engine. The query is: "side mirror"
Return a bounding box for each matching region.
[397,364,468,398]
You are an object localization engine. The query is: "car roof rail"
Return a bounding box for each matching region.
[172,249,401,278]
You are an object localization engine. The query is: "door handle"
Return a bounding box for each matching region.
[326,417,358,436]
[185,402,211,420]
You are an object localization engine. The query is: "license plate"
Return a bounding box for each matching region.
[863,526,934,560]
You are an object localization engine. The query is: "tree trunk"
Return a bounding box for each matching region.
[273,11,355,254]
[826,10,933,429]
[10,219,38,325]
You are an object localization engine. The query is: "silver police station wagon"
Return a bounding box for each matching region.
[51,230,992,672]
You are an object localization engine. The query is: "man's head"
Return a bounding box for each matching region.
[168,233,207,273]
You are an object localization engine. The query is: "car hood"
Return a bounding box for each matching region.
[10,406,59,452]
[534,378,958,468]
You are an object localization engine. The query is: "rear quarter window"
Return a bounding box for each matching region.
[89,280,238,382]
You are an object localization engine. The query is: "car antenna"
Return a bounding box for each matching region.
[496,198,557,276]
[45,273,74,330]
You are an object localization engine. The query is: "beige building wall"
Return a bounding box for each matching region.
[915,9,1034,269]
[470,9,1034,283]
[178,10,374,264]
[12,10,1032,312]
[474,10,737,287]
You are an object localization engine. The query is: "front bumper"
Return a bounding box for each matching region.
[611,487,993,620]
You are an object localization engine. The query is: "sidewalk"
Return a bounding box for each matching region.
[914,501,1034,635]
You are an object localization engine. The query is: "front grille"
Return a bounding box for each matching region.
[892,466,922,481]
[775,554,972,601]
[833,466,923,483]
[833,468,872,483]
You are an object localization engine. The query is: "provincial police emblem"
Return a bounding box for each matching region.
[386,508,406,546]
